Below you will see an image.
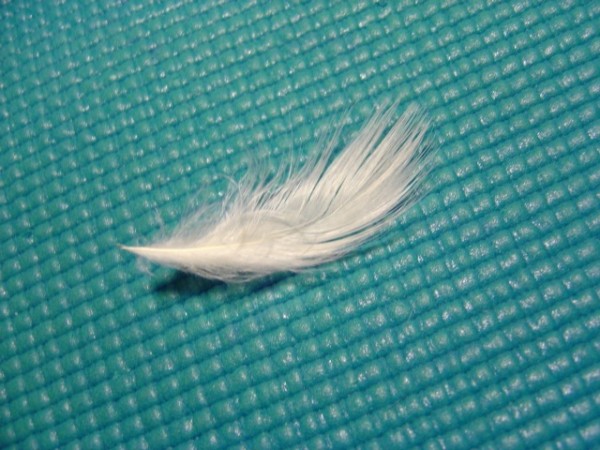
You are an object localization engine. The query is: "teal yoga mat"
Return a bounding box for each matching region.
[1,0,599,448]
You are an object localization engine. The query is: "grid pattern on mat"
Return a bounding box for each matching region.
[1,0,599,448]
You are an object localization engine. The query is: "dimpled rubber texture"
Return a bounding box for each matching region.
[1,0,599,448]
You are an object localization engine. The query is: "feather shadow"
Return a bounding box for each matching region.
[155,271,223,296]
[154,270,288,297]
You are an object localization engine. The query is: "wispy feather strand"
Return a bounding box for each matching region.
[122,101,435,281]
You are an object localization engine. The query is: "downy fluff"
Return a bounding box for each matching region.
[122,101,435,281]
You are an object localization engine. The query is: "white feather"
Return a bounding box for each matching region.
[121,101,435,281]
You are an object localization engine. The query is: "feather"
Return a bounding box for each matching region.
[121,101,435,281]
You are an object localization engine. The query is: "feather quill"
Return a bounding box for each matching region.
[122,101,435,281]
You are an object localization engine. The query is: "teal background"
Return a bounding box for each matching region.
[1,0,599,448]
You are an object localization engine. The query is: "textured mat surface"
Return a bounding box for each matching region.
[1,0,599,448]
